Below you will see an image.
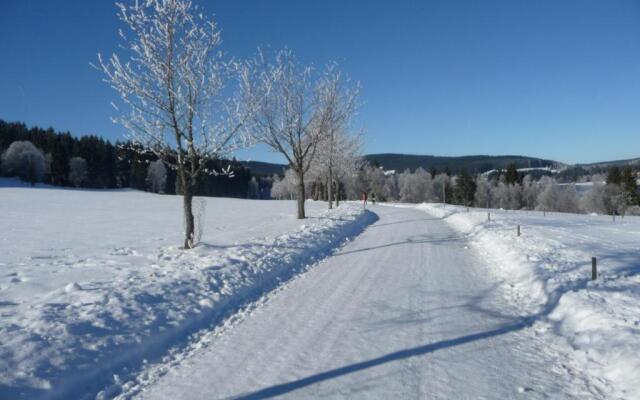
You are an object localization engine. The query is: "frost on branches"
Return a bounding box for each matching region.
[243,49,360,218]
[97,0,256,248]
[311,65,361,209]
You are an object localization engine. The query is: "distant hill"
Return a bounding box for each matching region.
[364,153,563,174]
[577,157,640,169]
[241,153,640,177]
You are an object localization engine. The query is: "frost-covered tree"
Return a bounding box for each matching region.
[474,175,493,208]
[398,168,432,203]
[1,141,46,185]
[330,133,363,206]
[247,176,259,198]
[97,0,255,248]
[366,165,387,201]
[271,170,297,199]
[536,179,579,213]
[313,67,360,209]
[146,159,167,193]
[492,181,510,209]
[580,183,625,215]
[507,183,522,210]
[432,173,450,203]
[520,175,540,210]
[270,174,283,199]
[382,173,400,202]
[244,49,356,218]
[68,156,88,187]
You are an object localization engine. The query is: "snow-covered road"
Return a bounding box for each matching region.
[136,205,594,399]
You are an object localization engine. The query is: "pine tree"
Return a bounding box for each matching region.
[505,163,520,185]
[606,166,622,185]
[620,166,639,205]
[454,169,476,206]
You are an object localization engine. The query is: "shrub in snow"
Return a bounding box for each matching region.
[146,160,167,194]
[68,156,88,187]
[1,140,46,185]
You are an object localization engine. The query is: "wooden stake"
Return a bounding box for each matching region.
[592,257,597,280]
[517,224,521,237]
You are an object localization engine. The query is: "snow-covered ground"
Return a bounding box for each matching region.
[0,181,373,399]
[131,204,596,399]
[3,179,637,399]
[415,203,640,399]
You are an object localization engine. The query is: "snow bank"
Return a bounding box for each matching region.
[0,184,375,399]
[415,203,640,399]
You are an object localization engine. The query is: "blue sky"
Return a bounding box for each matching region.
[1,0,639,164]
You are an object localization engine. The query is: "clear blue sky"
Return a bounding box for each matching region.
[1,0,639,164]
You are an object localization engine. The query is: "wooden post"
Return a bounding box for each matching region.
[487,212,491,222]
[592,257,597,280]
[517,224,521,237]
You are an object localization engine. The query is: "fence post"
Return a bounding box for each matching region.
[592,257,597,280]
[517,224,521,237]
[487,212,491,222]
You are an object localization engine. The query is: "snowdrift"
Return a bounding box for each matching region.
[416,203,640,399]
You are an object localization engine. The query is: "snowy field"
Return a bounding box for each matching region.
[0,179,373,399]
[414,203,640,399]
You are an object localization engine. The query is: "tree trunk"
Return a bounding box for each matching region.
[335,180,340,207]
[296,172,306,219]
[313,180,320,201]
[327,166,333,209]
[182,173,195,249]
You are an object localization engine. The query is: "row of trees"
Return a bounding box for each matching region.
[0,120,257,196]
[97,0,362,247]
[354,164,640,216]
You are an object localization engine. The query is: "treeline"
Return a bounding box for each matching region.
[0,120,269,198]
[359,163,640,216]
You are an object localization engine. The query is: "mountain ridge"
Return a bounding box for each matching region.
[243,153,640,176]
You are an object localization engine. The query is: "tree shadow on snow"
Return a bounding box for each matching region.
[226,267,602,399]
[334,233,471,257]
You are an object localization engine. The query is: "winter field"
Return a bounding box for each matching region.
[0,179,374,399]
[414,203,640,399]
[1,179,640,399]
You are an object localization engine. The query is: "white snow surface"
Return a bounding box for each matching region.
[0,182,373,399]
[131,204,601,400]
[416,203,640,399]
